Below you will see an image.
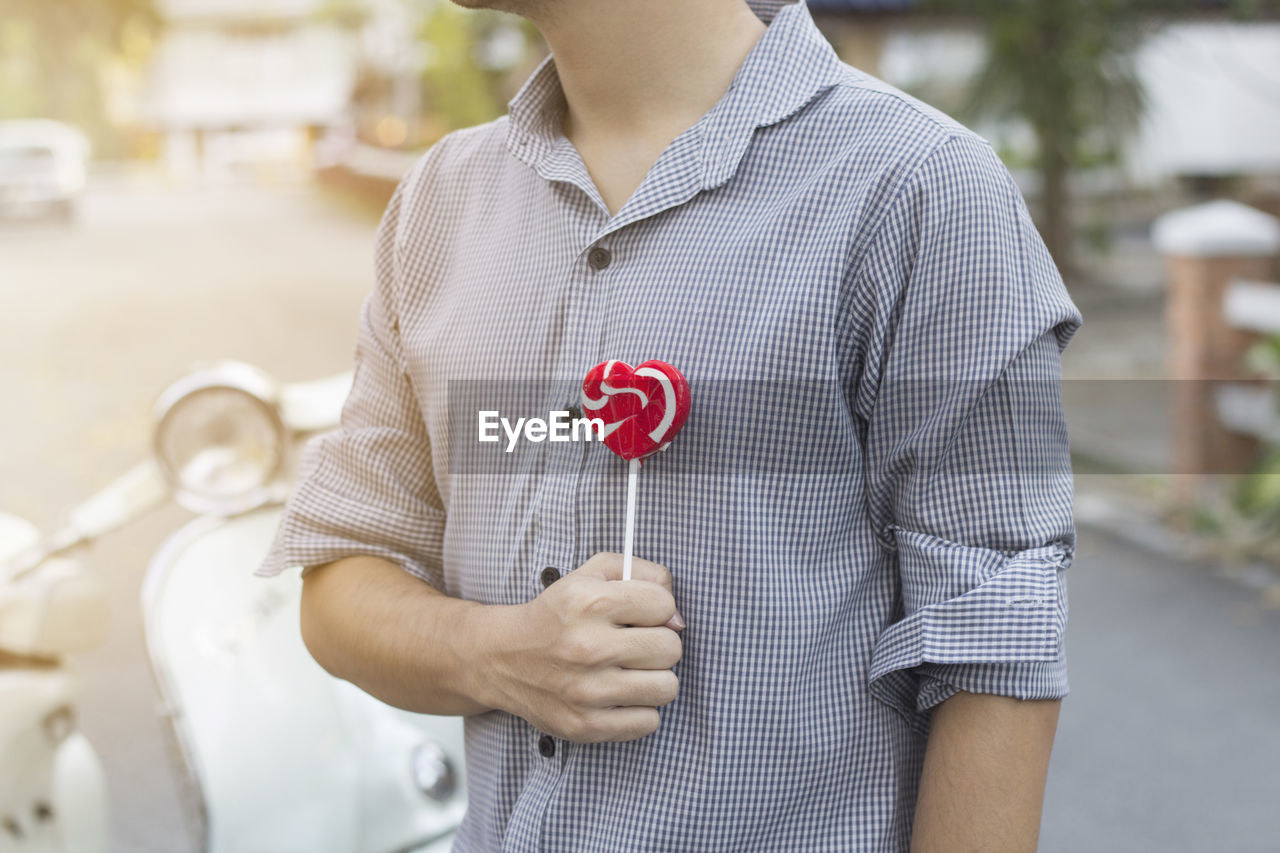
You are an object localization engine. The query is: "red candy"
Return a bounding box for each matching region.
[581,359,691,461]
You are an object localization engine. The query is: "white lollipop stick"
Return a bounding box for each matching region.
[622,457,639,581]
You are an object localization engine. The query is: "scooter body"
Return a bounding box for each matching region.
[142,506,465,853]
[0,513,108,853]
[1,361,467,852]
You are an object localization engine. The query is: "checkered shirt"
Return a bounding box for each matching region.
[258,1,1084,849]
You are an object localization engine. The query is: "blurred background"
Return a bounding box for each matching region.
[1,0,1279,850]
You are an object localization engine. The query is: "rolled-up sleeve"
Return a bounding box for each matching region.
[847,133,1084,730]
[256,169,446,591]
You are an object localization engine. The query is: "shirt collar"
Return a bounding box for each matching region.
[504,0,846,193]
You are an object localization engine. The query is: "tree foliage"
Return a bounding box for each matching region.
[922,0,1277,273]
[923,0,1151,274]
[419,3,506,134]
[0,0,158,151]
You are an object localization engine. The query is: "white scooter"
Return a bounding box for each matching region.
[0,361,466,853]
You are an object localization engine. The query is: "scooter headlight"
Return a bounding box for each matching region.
[410,741,457,803]
[152,361,287,515]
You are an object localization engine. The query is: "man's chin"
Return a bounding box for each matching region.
[448,0,528,11]
[448,0,559,20]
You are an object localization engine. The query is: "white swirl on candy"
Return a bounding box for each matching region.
[633,366,677,444]
[581,361,678,445]
[583,360,650,410]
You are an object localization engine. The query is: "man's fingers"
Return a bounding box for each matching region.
[580,668,679,709]
[624,556,673,590]
[571,706,662,743]
[575,553,685,629]
[605,580,678,628]
[578,553,671,588]
[621,560,685,628]
[608,626,683,669]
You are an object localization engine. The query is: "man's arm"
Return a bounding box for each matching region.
[300,555,497,715]
[299,552,686,742]
[849,134,1080,839]
[911,692,1061,853]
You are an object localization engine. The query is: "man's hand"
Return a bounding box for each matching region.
[910,691,1061,853]
[477,553,686,744]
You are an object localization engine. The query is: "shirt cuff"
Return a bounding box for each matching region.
[867,526,1071,735]
[256,474,447,593]
[914,660,1069,714]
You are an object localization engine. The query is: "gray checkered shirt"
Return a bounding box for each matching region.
[258,1,1084,849]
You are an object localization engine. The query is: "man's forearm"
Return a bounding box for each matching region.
[911,691,1061,853]
[299,555,506,716]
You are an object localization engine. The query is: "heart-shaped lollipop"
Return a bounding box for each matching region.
[582,359,692,581]
[581,359,691,462]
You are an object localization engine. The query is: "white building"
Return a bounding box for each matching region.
[141,0,360,179]
[1126,21,1280,183]
[813,9,1280,188]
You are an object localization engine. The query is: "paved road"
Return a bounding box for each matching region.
[1043,519,1280,852]
[2,175,1277,851]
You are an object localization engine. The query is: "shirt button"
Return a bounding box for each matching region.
[565,404,583,420]
[538,735,556,758]
[587,246,612,271]
[540,567,560,587]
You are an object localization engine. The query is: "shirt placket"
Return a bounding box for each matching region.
[505,185,614,853]
[530,169,612,585]
[507,121,711,853]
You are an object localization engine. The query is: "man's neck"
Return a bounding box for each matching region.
[530,0,769,147]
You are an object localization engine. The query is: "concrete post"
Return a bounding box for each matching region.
[1151,200,1280,505]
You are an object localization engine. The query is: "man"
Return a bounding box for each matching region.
[258,0,1083,849]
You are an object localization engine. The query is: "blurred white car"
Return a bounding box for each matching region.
[0,119,90,222]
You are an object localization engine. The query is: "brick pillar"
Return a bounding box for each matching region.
[1152,200,1280,506]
